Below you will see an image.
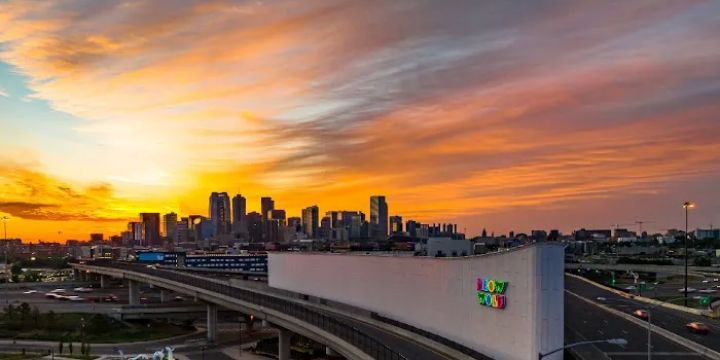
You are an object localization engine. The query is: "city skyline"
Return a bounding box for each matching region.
[1,1,720,241]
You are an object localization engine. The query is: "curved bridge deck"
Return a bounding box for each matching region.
[74,262,455,360]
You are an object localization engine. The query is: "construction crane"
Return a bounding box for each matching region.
[635,220,654,234]
[611,223,634,230]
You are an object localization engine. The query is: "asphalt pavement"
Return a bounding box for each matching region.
[566,274,720,359]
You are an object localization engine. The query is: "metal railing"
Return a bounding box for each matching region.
[88,262,407,360]
[371,313,492,360]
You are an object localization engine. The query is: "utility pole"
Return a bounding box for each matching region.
[2,216,8,282]
[683,202,694,307]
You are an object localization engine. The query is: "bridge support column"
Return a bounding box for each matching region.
[100,275,110,289]
[128,280,140,306]
[160,289,169,303]
[326,347,339,356]
[207,304,217,343]
[278,328,291,360]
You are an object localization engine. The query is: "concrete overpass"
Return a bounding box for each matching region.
[71,262,462,360]
[73,244,563,360]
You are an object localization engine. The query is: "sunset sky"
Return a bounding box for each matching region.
[1,0,719,242]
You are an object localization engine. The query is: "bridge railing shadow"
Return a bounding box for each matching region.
[95,262,407,360]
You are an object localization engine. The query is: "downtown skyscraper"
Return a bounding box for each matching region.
[370,196,388,239]
[209,192,231,236]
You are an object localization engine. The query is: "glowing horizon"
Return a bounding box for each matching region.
[1,1,719,242]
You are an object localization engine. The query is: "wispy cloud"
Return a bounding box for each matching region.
[0,87,8,97]
[0,0,719,237]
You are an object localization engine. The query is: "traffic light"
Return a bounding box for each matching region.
[699,296,711,306]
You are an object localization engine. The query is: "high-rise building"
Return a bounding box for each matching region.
[246,212,263,243]
[269,209,286,226]
[140,213,161,247]
[302,205,319,238]
[163,212,178,239]
[232,194,247,234]
[209,192,231,236]
[370,196,388,239]
[90,233,104,242]
[261,197,274,219]
[390,215,403,234]
[128,221,144,246]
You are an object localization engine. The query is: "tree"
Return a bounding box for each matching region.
[18,302,31,326]
[481,228,487,238]
[59,341,64,354]
[31,306,40,327]
[85,343,91,355]
[68,341,73,354]
[45,310,57,332]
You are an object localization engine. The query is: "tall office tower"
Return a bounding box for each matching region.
[269,209,286,226]
[301,205,320,238]
[176,218,189,244]
[209,192,231,236]
[129,221,144,246]
[320,216,332,239]
[163,212,178,240]
[232,194,247,232]
[370,195,388,239]
[140,213,161,247]
[261,197,274,219]
[390,215,403,234]
[287,217,302,232]
[246,212,263,243]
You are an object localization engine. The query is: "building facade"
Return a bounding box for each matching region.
[209,192,231,236]
[370,195,388,240]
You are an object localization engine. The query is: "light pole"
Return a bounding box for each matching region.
[683,202,694,307]
[539,338,627,359]
[2,216,9,282]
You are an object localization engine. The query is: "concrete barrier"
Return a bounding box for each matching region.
[566,290,720,360]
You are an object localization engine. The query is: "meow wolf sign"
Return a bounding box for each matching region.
[476,277,508,309]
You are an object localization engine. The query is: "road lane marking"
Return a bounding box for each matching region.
[605,352,703,356]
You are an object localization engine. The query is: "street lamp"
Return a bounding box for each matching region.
[539,338,627,359]
[597,296,688,360]
[683,202,694,307]
[2,216,9,282]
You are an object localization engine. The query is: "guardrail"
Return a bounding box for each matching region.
[371,313,491,360]
[86,262,407,360]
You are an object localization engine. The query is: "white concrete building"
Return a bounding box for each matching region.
[269,243,564,360]
[425,236,474,257]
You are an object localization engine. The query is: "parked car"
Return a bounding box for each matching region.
[686,322,710,335]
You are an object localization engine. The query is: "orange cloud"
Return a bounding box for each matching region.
[1,0,719,239]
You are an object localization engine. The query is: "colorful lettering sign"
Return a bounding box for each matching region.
[476,277,508,309]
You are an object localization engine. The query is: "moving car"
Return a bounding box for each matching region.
[66,295,84,302]
[45,293,62,299]
[23,290,38,294]
[686,322,710,335]
[633,309,649,320]
[73,287,93,293]
[50,288,67,293]
[678,287,697,293]
[173,296,185,302]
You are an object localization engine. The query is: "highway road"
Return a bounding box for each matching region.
[566,274,720,359]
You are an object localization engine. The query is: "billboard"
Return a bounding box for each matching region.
[137,252,165,262]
